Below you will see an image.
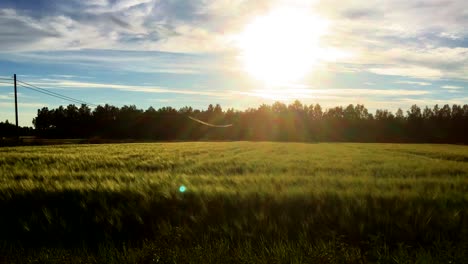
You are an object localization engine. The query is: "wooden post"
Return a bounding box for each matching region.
[14,74,18,140]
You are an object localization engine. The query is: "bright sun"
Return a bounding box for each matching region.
[237,8,329,84]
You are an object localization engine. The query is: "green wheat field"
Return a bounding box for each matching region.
[0,142,467,263]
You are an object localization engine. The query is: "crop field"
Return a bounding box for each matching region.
[0,142,467,263]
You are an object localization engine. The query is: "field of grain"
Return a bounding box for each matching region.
[0,142,467,263]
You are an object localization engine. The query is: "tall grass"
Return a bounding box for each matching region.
[0,142,467,263]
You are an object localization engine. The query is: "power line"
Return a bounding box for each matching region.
[18,82,90,106]
[16,79,97,107]
[17,84,93,106]
[17,83,95,106]
[17,80,93,106]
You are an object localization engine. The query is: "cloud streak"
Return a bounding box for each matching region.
[239,88,432,101]
[396,80,431,86]
[23,79,230,98]
[441,85,463,90]
[0,102,47,108]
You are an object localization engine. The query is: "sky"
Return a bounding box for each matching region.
[0,0,467,126]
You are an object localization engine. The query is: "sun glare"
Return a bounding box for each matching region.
[237,8,329,84]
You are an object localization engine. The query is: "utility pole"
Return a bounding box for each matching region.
[14,74,18,140]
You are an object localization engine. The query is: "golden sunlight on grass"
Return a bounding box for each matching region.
[236,7,329,84]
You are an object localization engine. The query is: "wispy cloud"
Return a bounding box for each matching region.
[396,80,431,86]
[316,0,468,80]
[1,0,467,81]
[368,66,443,79]
[1,50,234,75]
[0,82,13,87]
[240,88,431,101]
[399,97,468,106]
[0,102,47,108]
[24,79,231,97]
[0,0,254,53]
[147,98,172,103]
[441,85,463,89]
[49,74,93,79]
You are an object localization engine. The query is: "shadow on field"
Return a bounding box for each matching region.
[0,188,466,253]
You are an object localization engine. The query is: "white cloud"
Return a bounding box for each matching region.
[147,98,172,103]
[240,88,431,101]
[0,83,13,87]
[317,0,468,38]
[324,88,430,96]
[441,85,463,89]
[1,0,468,82]
[439,32,462,40]
[113,0,153,11]
[399,97,468,106]
[314,1,468,80]
[0,102,46,108]
[368,67,443,79]
[336,46,468,80]
[395,80,431,86]
[2,50,235,75]
[24,79,231,98]
[20,77,435,106]
[49,74,87,79]
[0,0,252,54]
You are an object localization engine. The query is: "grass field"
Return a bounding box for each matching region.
[0,142,467,263]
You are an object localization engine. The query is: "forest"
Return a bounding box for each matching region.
[2,101,467,143]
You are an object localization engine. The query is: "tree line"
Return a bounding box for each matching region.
[21,101,466,143]
[0,120,34,138]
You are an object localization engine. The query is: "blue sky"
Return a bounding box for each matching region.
[0,0,467,126]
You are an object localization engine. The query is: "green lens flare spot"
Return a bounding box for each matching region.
[179,185,186,193]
